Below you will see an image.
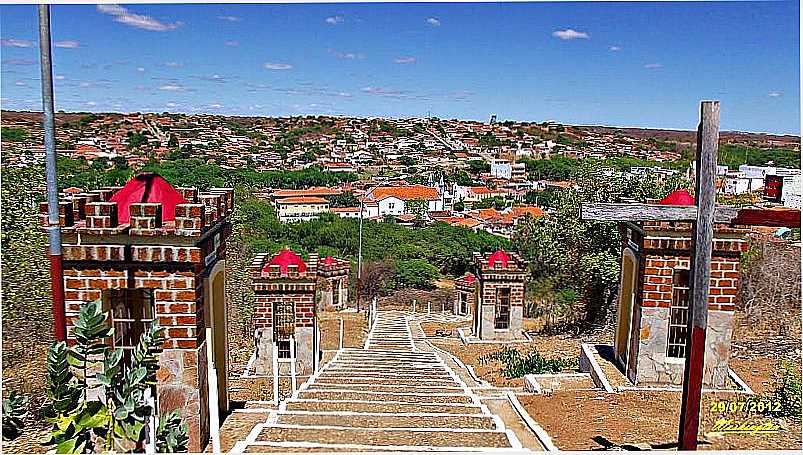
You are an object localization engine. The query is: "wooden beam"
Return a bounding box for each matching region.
[580,203,800,228]
[678,100,719,451]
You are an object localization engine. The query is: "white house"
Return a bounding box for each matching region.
[364,185,443,217]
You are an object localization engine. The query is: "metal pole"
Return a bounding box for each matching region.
[357,199,364,312]
[39,5,66,342]
[678,101,719,450]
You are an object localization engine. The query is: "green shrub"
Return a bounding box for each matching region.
[479,346,576,378]
[2,391,28,440]
[765,359,802,418]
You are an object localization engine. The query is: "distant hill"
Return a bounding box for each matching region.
[578,125,799,147]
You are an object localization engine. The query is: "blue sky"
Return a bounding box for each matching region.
[1,2,799,134]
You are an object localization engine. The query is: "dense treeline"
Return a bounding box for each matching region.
[718,144,800,169]
[515,162,689,331]
[233,197,507,279]
[55,157,357,191]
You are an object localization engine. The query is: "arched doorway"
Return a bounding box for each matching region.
[206,260,229,413]
[614,248,637,369]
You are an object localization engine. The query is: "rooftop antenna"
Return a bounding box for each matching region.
[39,5,67,341]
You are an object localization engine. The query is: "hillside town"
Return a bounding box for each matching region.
[2,111,800,241]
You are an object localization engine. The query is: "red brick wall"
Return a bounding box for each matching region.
[639,251,743,312]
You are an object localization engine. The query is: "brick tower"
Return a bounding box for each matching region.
[250,249,319,376]
[614,220,748,387]
[40,173,234,452]
[472,250,528,340]
[317,256,350,310]
[454,272,477,316]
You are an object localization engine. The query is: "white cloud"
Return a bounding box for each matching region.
[225,40,240,47]
[207,103,223,109]
[164,61,183,68]
[325,16,344,25]
[14,80,26,86]
[426,17,441,27]
[768,91,783,97]
[165,102,179,107]
[1,38,34,48]
[394,56,417,64]
[136,67,146,72]
[217,16,241,22]
[85,101,97,106]
[159,83,185,91]
[97,4,183,32]
[608,45,622,52]
[330,49,364,60]
[2,59,36,65]
[552,28,589,40]
[54,75,66,80]
[361,86,407,98]
[644,63,663,69]
[55,40,80,48]
[264,62,293,70]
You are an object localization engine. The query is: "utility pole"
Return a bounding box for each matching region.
[39,5,66,341]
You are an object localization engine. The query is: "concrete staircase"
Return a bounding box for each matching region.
[231,311,528,453]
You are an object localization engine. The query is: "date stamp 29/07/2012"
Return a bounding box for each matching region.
[706,399,785,435]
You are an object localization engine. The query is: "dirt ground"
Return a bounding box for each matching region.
[430,320,599,388]
[317,310,368,350]
[520,354,802,450]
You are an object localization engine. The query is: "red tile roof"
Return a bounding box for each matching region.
[371,185,439,201]
[275,196,329,205]
[272,187,341,198]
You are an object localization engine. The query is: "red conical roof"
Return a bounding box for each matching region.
[488,250,510,268]
[659,189,695,206]
[264,249,307,275]
[109,173,188,224]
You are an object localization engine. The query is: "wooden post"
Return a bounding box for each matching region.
[289,335,297,395]
[339,318,344,350]
[678,101,719,450]
[272,342,279,406]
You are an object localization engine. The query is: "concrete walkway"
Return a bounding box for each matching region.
[231,310,535,453]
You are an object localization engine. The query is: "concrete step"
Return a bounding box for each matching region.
[254,425,513,448]
[275,412,497,429]
[305,384,464,394]
[284,399,484,415]
[296,390,473,404]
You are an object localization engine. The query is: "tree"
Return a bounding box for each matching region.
[358,261,396,301]
[405,199,429,219]
[515,161,687,330]
[329,192,360,208]
[1,127,28,142]
[395,259,439,289]
[167,134,178,148]
[398,155,416,166]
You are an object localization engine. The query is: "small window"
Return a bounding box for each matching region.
[667,269,690,358]
[104,289,155,350]
[495,288,511,329]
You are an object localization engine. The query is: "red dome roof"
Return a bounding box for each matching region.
[488,250,510,268]
[264,249,307,275]
[322,256,336,265]
[462,272,476,284]
[659,189,695,206]
[109,173,188,224]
